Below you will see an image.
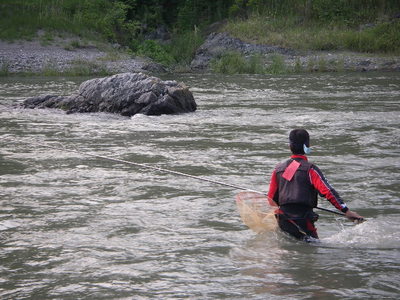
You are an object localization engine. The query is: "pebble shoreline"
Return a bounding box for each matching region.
[0,39,164,75]
[1,37,399,75]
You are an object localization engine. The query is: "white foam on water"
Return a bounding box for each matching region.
[0,220,20,231]
[322,216,400,249]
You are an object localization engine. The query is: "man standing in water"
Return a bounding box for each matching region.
[268,128,363,241]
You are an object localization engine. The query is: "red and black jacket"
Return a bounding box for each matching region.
[268,155,349,213]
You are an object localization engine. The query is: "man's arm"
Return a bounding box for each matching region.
[309,165,364,221]
[267,170,279,206]
[309,165,348,212]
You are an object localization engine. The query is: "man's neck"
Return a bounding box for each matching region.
[291,154,308,161]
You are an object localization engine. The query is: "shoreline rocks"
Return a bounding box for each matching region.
[190,32,400,72]
[0,39,165,75]
[1,33,399,75]
[22,72,197,117]
[190,32,296,70]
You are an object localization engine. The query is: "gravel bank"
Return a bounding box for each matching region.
[0,39,165,75]
[1,35,399,76]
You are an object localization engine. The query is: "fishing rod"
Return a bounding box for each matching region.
[40,143,345,217]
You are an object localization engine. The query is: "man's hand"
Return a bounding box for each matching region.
[345,210,365,223]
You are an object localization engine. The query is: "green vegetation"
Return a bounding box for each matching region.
[225,14,400,55]
[211,52,255,74]
[0,0,139,42]
[0,60,111,78]
[210,52,347,75]
[0,0,399,74]
[136,40,175,66]
[211,52,289,75]
[225,0,400,55]
[0,60,10,77]
[64,59,109,76]
[0,0,231,67]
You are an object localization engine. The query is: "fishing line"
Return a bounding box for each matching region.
[39,143,344,217]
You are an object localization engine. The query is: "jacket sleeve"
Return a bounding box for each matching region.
[267,169,279,206]
[309,165,348,212]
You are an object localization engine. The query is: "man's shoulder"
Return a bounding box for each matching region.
[275,157,319,171]
[306,161,323,174]
[275,159,291,171]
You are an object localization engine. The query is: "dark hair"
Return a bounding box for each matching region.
[289,129,310,154]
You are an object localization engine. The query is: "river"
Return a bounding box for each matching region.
[1,73,399,299]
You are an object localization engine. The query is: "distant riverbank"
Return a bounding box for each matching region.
[191,32,400,73]
[0,37,166,76]
[1,33,399,77]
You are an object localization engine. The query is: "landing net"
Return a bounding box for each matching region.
[236,191,278,233]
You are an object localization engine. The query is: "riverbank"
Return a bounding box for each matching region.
[191,32,400,73]
[0,37,166,76]
[1,33,400,76]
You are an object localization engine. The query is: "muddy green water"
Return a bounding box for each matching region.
[1,73,399,299]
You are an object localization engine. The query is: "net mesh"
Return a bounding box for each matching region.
[236,191,278,233]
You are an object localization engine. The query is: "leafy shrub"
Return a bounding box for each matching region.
[0,60,10,76]
[266,54,287,74]
[211,52,250,74]
[344,21,400,53]
[168,30,204,65]
[137,40,175,66]
[211,52,269,74]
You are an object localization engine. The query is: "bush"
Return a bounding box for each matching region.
[0,60,10,76]
[211,52,269,74]
[0,0,139,43]
[266,54,287,74]
[211,52,249,74]
[168,30,204,65]
[137,40,175,66]
[344,21,400,53]
[224,14,400,55]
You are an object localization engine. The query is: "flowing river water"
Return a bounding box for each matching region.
[0,73,399,299]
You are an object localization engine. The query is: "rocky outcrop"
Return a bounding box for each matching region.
[190,32,400,72]
[22,72,197,116]
[190,32,295,70]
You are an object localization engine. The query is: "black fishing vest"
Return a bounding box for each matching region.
[275,159,318,208]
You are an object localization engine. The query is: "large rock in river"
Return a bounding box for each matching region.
[22,72,197,116]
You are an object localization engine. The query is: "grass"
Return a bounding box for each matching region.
[211,52,288,75]
[211,51,349,75]
[266,54,287,74]
[1,1,398,76]
[0,60,10,76]
[0,0,129,43]
[132,30,205,68]
[210,52,264,74]
[168,30,204,66]
[1,59,111,77]
[65,59,109,76]
[0,1,205,70]
[223,14,400,55]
